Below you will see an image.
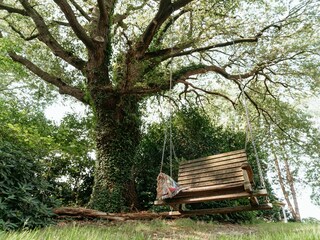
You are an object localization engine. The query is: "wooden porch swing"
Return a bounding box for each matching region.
[154,149,273,215]
[154,79,273,214]
[154,16,272,215]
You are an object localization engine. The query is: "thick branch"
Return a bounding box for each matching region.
[144,20,285,61]
[17,0,86,70]
[53,207,176,221]
[146,38,258,61]
[154,9,191,46]
[9,51,87,104]
[97,0,107,22]
[172,0,195,10]
[53,0,94,50]
[135,0,193,58]
[88,0,116,44]
[7,23,38,41]
[69,0,91,21]
[174,64,258,82]
[0,2,27,15]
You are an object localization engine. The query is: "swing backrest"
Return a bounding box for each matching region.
[178,149,250,189]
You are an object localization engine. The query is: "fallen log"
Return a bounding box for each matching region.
[53,207,180,221]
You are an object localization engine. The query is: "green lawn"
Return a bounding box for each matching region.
[0,219,319,240]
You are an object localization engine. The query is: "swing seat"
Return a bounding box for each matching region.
[154,149,272,214]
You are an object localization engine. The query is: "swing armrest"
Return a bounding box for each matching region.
[241,163,254,193]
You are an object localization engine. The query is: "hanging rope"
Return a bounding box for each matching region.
[239,82,266,189]
[159,10,176,178]
[160,125,168,174]
[232,42,266,189]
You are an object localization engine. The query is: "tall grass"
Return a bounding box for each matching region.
[0,219,319,240]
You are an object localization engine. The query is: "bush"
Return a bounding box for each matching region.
[0,100,58,231]
[0,142,56,231]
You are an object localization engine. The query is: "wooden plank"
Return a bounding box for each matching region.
[179,159,247,174]
[180,150,246,167]
[155,191,253,205]
[178,168,243,182]
[241,163,254,183]
[154,188,269,206]
[249,196,259,206]
[178,182,244,193]
[178,163,245,178]
[174,186,246,199]
[180,153,247,170]
[180,149,246,167]
[179,166,242,178]
[252,189,268,196]
[178,203,273,216]
[179,176,245,188]
[242,169,253,192]
[178,171,244,185]
[179,181,244,189]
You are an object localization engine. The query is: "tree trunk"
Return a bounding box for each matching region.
[272,144,301,222]
[88,91,142,212]
[272,147,297,220]
[283,156,301,222]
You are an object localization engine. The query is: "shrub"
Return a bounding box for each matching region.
[0,141,56,231]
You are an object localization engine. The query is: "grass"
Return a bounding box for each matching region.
[0,219,319,240]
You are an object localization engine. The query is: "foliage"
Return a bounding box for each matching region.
[247,98,320,213]
[46,113,95,206]
[0,97,96,230]
[0,100,56,231]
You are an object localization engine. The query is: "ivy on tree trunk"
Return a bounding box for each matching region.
[89,93,141,212]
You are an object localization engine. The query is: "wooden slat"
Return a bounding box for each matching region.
[180,153,247,170]
[174,186,246,199]
[180,166,241,177]
[179,178,245,189]
[249,196,259,206]
[242,163,254,183]
[179,158,247,174]
[154,189,269,206]
[180,149,246,167]
[178,167,242,181]
[178,163,244,178]
[178,171,244,185]
[156,192,253,205]
[178,182,245,193]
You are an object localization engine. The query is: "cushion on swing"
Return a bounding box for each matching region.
[156,172,182,200]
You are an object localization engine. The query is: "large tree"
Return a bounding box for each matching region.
[0,0,319,212]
